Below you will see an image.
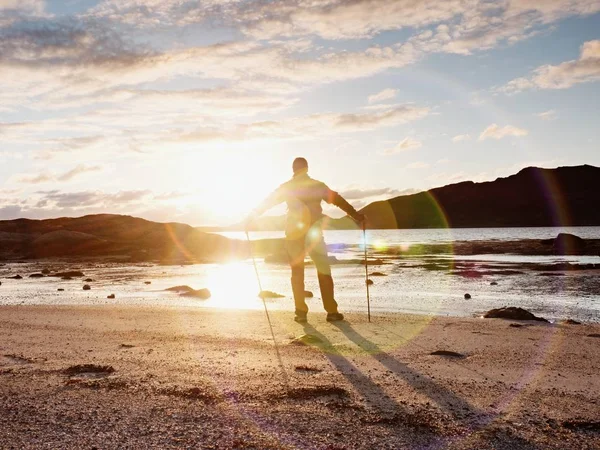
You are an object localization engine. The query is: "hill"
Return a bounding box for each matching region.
[350,165,600,229]
[235,165,600,230]
[0,214,244,262]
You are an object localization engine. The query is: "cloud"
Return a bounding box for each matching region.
[153,191,190,201]
[34,190,151,208]
[368,88,398,104]
[414,1,600,56]
[0,17,421,118]
[332,106,429,131]
[501,40,600,93]
[172,104,430,144]
[340,187,407,200]
[406,161,430,169]
[88,0,600,48]
[0,0,44,11]
[57,164,102,181]
[33,136,106,159]
[15,172,53,184]
[0,188,205,222]
[427,170,492,186]
[0,205,23,219]
[536,109,557,120]
[451,134,471,142]
[88,0,209,26]
[2,2,598,114]
[382,137,423,155]
[0,0,45,26]
[0,17,148,65]
[90,0,467,40]
[479,124,528,141]
[14,165,103,184]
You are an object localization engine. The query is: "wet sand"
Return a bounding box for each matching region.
[1,305,599,449]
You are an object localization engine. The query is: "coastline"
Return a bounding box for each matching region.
[1,245,600,324]
[1,305,599,448]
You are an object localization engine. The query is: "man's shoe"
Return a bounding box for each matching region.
[294,313,308,323]
[326,312,344,322]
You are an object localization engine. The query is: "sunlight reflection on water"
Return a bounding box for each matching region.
[202,262,266,310]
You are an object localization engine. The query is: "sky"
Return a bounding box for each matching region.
[0,0,599,226]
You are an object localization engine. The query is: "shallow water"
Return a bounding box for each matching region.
[220,226,600,245]
[2,227,599,321]
[1,252,599,324]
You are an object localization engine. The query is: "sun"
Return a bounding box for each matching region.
[183,146,283,224]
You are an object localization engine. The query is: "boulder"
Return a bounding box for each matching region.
[63,364,114,376]
[144,281,151,285]
[165,285,195,293]
[290,334,323,346]
[41,268,51,275]
[8,275,23,280]
[57,288,64,292]
[464,293,471,299]
[259,290,285,299]
[370,272,387,277]
[107,294,116,299]
[83,285,91,291]
[84,278,94,282]
[483,307,548,322]
[264,253,288,264]
[553,233,586,255]
[361,258,383,265]
[430,350,464,358]
[366,279,374,286]
[52,271,85,278]
[490,281,498,286]
[180,288,211,299]
[29,273,45,278]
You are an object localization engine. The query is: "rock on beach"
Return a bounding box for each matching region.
[484,306,548,322]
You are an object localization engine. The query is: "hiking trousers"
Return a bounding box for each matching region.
[285,227,339,315]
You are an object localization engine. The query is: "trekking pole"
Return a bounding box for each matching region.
[363,221,371,323]
[245,230,289,389]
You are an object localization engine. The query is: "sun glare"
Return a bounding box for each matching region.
[203,262,265,310]
[188,149,277,224]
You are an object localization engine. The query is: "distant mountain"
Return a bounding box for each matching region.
[2,165,598,261]
[230,165,600,230]
[345,165,600,229]
[0,214,244,261]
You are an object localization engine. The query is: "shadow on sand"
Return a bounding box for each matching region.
[296,320,525,447]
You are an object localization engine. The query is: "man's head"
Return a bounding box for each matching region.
[292,157,308,175]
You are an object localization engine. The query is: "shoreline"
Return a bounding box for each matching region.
[1,305,599,448]
[2,234,600,263]
[1,254,600,325]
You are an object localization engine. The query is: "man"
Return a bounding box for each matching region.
[247,157,365,323]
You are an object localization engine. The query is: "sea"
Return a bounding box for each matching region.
[1,227,599,323]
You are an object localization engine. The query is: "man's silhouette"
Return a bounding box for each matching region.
[247,157,365,323]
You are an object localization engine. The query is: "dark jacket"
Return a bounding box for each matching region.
[254,172,360,238]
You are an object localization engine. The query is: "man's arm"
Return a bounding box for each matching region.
[253,186,285,217]
[324,187,365,223]
[244,185,286,229]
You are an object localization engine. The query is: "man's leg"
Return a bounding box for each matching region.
[286,237,308,317]
[307,232,339,314]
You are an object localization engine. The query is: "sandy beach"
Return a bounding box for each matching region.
[1,305,599,449]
